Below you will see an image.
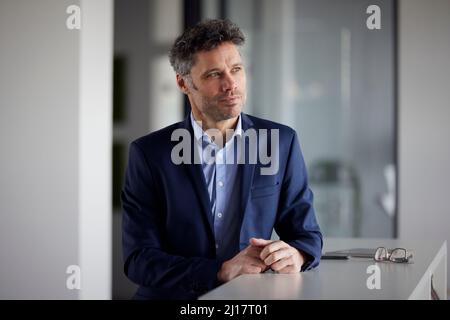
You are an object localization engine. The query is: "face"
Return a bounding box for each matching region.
[178,42,247,123]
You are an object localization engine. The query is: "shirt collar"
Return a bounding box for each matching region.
[190,112,242,145]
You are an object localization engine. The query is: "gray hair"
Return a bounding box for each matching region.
[168,19,245,76]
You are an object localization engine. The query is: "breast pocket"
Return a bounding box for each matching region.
[250,181,280,198]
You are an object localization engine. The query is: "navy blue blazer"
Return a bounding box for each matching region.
[121,113,322,300]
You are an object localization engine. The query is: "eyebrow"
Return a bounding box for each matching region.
[201,63,244,77]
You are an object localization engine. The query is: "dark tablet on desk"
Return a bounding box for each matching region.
[321,253,349,260]
[321,252,349,260]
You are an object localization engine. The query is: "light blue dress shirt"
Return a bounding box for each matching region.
[190,112,242,261]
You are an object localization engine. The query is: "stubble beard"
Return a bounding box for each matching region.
[201,94,246,122]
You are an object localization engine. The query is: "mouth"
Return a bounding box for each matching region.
[219,96,240,105]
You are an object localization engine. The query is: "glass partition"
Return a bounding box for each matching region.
[211,0,397,237]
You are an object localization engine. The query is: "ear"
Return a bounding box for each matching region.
[176,74,189,95]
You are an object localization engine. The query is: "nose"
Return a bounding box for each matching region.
[221,71,237,92]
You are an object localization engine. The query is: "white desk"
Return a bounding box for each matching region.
[200,238,447,300]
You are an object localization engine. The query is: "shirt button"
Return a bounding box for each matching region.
[217,212,223,218]
[218,181,224,187]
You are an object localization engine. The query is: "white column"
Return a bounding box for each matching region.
[79,0,113,299]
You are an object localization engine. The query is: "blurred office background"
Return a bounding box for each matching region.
[0,0,449,299]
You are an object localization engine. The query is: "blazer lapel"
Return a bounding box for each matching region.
[238,113,256,223]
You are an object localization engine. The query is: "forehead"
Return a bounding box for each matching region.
[191,42,242,72]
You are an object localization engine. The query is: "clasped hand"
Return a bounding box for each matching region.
[217,237,305,283]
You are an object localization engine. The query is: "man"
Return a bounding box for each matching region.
[122,19,322,300]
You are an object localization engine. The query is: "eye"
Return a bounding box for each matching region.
[231,66,242,73]
[207,72,220,78]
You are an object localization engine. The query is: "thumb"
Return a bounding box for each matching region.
[250,237,273,247]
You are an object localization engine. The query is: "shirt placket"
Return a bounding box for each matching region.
[213,146,227,251]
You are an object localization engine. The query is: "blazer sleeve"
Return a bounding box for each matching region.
[274,131,323,271]
[121,142,222,296]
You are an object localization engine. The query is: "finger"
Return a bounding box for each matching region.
[270,256,294,272]
[246,256,268,270]
[277,264,299,274]
[261,264,270,272]
[264,247,293,266]
[242,265,262,274]
[245,246,264,259]
[250,237,274,247]
[260,241,289,261]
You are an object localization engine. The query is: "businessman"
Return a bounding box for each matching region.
[122,19,322,300]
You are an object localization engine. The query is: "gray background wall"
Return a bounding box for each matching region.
[0,0,113,299]
[398,0,450,289]
[0,0,80,299]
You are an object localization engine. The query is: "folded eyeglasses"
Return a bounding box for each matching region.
[374,247,413,263]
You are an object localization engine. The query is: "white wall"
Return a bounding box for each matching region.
[0,0,113,299]
[399,0,450,288]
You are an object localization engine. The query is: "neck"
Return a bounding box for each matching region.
[191,109,239,145]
